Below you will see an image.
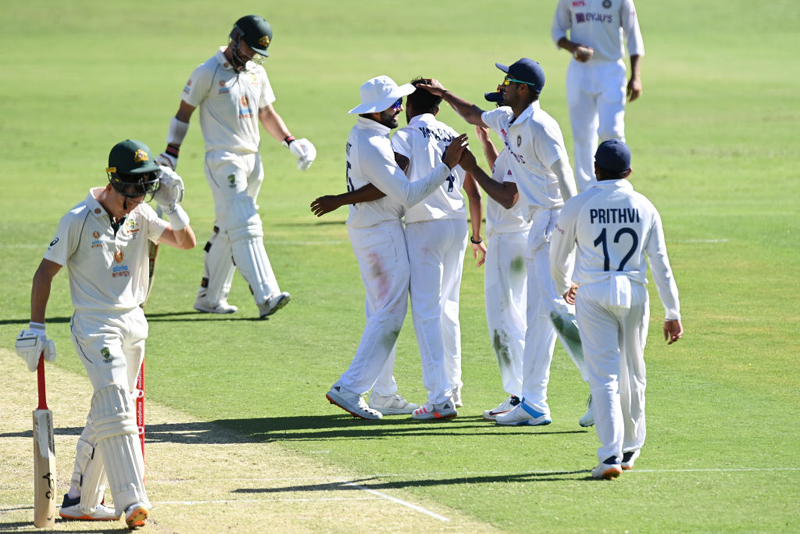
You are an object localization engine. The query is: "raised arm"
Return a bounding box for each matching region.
[416,80,488,128]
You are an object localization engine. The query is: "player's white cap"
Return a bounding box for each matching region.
[348,75,415,114]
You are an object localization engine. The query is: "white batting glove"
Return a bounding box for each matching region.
[286,138,316,171]
[156,150,178,170]
[154,167,185,213]
[15,323,56,372]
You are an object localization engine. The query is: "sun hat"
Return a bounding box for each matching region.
[348,75,416,114]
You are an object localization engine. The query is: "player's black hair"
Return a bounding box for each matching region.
[407,78,441,114]
[595,166,629,181]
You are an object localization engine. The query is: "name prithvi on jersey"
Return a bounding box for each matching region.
[590,208,641,224]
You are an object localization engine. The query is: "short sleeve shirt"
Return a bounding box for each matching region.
[391,114,467,224]
[44,188,169,313]
[482,103,569,217]
[182,48,276,153]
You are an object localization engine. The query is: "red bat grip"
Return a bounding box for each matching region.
[37,354,48,411]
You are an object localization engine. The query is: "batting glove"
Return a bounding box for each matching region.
[154,167,185,213]
[15,322,56,372]
[156,147,178,170]
[284,138,316,171]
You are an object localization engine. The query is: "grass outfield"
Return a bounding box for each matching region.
[2,0,799,532]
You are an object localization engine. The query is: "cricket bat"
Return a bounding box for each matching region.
[33,354,56,528]
[141,240,159,310]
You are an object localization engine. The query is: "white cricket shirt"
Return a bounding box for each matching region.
[551,0,645,63]
[43,188,169,313]
[550,179,680,320]
[345,117,450,229]
[482,103,570,219]
[391,113,467,224]
[485,150,533,235]
[181,48,276,153]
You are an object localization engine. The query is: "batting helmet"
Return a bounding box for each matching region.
[231,15,272,57]
[106,139,161,199]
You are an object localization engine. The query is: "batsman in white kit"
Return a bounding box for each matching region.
[15,140,196,528]
[313,75,468,420]
[551,0,645,192]
[550,140,683,479]
[419,58,593,427]
[157,14,316,318]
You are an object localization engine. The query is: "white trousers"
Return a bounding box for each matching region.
[576,278,648,463]
[337,221,410,395]
[484,228,529,397]
[520,208,586,413]
[199,150,280,306]
[566,59,627,192]
[68,308,149,506]
[403,218,468,404]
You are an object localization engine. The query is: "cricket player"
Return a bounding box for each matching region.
[551,0,645,192]
[473,120,531,421]
[156,14,316,318]
[320,75,467,420]
[15,140,196,527]
[419,58,593,427]
[550,139,682,479]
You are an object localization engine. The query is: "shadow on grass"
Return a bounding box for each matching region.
[0,416,588,444]
[234,469,593,494]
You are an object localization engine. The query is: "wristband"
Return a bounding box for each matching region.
[167,117,190,146]
[29,321,45,333]
[165,145,179,158]
[165,204,190,231]
[470,236,482,244]
[282,135,296,148]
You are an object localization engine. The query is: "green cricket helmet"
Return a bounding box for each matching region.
[230,15,272,58]
[106,139,161,200]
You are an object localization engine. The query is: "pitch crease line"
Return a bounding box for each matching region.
[343,482,450,522]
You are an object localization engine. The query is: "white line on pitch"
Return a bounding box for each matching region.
[343,482,449,522]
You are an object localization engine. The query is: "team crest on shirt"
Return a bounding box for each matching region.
[603,0,612,7]
[219,80,230,94]
[127,218,140,234]
[228,174,237,188]
[101,347,112,363]
[517,135,522,147]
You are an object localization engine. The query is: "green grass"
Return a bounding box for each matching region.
[2,0,799,532]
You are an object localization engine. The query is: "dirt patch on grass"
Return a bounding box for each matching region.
[0,349,501,533]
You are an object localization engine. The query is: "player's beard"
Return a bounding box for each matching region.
[377,108,400,129]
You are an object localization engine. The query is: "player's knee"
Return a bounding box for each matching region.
[225,196,263,242]
[91,384,137,442]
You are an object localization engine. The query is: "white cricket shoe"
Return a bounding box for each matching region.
[125,502,149,529]
[194,299,238,314]
[368,393,418,415]
[59,494,121,521]
[495,402,551,426]
[483,395,521,421]
[326,385,382,420]
[411,400,457,420]
[592,457,622,480]
[622,450,641,470]
[258,292,291,318]
[579,394,595,427]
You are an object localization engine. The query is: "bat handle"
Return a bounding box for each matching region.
[37,353,48,411]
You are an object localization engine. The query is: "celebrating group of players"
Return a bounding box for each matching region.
[14,2,683,528]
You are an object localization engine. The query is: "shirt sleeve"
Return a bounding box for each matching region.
[360,136,449,209]
[534,121,569,170]
[182,63,212,109]
[644,206,680,320]
[622,0,645,57]
[43,211,82,267]
[259,67,277,108]
[550,197,580,296]
[551,0,571,46]
[140,204,169,244]
[391,129,412,159]
[481,108,510,137]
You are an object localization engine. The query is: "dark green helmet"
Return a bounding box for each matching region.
[230,15,272,57]
[106,139,160,199]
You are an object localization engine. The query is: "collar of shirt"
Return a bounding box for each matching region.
[214,46,254,73]
[356,115,391,136]
[406,113,436,128]
[591,179,634,192]
[509,101,540,126]
[86,187,108,217]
